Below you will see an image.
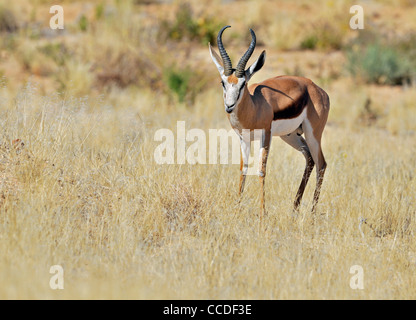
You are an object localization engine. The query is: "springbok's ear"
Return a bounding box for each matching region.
[209,43,224,75]
[245,50,266,81]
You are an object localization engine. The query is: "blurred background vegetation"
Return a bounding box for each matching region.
[0,0,415,134]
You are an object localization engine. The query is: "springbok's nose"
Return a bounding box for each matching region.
[225,104,235,113]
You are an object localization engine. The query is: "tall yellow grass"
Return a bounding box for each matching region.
[0,78,415,299]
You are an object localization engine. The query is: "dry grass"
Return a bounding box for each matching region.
[0,77,415,299]
[0,0,415,300]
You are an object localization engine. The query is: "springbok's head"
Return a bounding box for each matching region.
[209,26,266,114]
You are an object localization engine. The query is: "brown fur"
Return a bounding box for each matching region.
[230,76,329,135]
[227,75,239,84]
[232,75,330,214]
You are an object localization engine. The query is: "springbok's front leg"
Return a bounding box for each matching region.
[239,136,250,195]
[258,130,271,218]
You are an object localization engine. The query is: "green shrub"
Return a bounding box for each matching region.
[300,35,318,50]
[301,20,346,51]
[79,14,88,32]
[163,63,211,105]
[164,67,192,103]
[39,42,69,66]
[161,3,223,45]
[345,29,416,85]
[346,43,414,85]
[167,3,198,41]
[95,3,105,20]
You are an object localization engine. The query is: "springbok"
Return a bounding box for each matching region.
[209,26,330,217]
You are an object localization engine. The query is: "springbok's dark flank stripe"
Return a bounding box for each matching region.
[273,92,308,120]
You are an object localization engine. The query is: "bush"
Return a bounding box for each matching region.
[0,6,18,33]
[39,42,69,66]
[163,64,211,105]
[164,67,193,103]
[300,20,347,50]
[300,35,318,50]
[78,14,88,32]
[161,3,223,45]
[346,42,414,85]
[94,46,162,90]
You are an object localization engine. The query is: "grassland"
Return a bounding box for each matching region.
[0,0,415,299]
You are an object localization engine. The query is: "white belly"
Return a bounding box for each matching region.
[271,107,307,136]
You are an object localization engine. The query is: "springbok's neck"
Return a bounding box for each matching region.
[234,85,257,127]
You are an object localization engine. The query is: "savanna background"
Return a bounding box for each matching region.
[0,0,415,299]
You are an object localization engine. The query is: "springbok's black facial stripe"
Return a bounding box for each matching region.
[236,82,245,102]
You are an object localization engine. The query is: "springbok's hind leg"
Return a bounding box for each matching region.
[280,133,315,211]
[303,124,327,213]
[311,156,326,213]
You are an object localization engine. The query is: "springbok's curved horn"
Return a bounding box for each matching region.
[235,29,256,78]
[217,25,233,76]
